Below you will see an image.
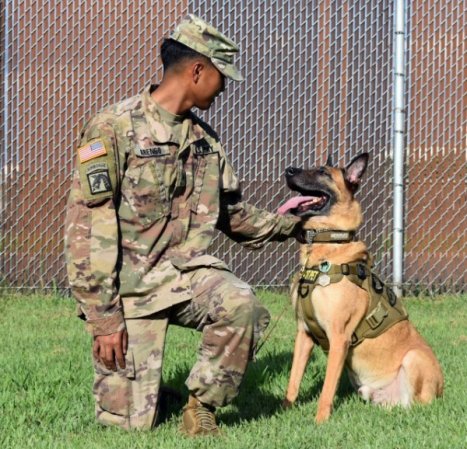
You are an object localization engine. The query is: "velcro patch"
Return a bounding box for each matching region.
[78,139,107,163]
[135,145,170,158]
[301,269,320,283]
[193,139,216,156]
[87,169,112,195]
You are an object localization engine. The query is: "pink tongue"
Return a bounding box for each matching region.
[278,196,319,215]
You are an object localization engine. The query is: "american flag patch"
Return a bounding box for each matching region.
[78,139,107,163]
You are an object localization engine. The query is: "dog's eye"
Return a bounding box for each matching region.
[318,167,331,178]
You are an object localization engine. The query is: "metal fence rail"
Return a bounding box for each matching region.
[0,0,465,294]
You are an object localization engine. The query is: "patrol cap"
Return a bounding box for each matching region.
[170,14,244,82]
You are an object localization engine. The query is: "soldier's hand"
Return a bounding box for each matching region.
[293,222,307,244]
[93,329,128,371]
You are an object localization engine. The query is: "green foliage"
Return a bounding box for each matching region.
[0,291,466,449]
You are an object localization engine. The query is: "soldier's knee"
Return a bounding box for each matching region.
[254,302,271,332]
[227,294,270,329]
[93,354,160,431]
[94,369,133,430]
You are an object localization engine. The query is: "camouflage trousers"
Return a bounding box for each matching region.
[93,267,270,430]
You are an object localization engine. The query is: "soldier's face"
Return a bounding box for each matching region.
[193,63,225,110]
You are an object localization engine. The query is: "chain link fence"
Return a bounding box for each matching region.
[0,1,465,294]
[405,0,466,293]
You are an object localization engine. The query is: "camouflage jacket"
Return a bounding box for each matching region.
[64,85,298,335]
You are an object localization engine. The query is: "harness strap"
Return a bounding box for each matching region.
[296,261,408,351]
[300,262,370,281]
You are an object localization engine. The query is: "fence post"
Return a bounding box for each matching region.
[1,1,10,217]
[392,0,407,297]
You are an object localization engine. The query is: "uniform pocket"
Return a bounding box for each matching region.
[170,254,230,272]
[120,158,170,225]
[93,349,136,379]
[93,350,136,425]
[191,152,220,214]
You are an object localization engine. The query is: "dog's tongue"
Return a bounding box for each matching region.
[278,196,321,215]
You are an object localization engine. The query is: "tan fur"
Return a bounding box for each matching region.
[284,164,444,423]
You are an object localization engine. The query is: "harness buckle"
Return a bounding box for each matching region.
[371,273,384,293]
[298,283,310,298]
[387,287,397,306]
[305,230,317,244]
[366,303,388,329]
[341,263,350,275]
[357,263,367,280]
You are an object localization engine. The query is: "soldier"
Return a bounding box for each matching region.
[64,14,302,436]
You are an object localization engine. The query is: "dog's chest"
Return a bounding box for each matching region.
[313,284,368,330]
[299,278,370,347]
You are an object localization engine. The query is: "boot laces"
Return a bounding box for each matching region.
[195,405,217,431]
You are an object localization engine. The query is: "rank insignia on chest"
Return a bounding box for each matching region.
[135,145,171,158]
[193,141,215,156]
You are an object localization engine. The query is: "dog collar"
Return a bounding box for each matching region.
[305,229,356,244]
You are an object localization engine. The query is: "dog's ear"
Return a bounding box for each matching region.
[344,153,369,191]
[326,153,333,167]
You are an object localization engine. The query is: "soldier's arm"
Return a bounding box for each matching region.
[216,149,300,249]
[64,118,125,336]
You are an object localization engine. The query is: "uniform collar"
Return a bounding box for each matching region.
[141,85,208,151]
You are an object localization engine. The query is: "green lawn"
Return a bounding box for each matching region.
[0,291,465,449]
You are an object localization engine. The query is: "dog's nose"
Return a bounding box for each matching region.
[285,167,299,177]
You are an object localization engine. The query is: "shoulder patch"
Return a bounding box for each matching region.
[78,139,107,163]
[86,163,112,195]
[77,145,116,202]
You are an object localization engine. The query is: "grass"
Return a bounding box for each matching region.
[0,290,466,449]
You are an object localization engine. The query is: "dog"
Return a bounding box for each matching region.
[278,153,443,423]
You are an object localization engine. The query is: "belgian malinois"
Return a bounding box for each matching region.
[278,153,443,423]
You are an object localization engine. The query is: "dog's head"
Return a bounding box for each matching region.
[278,153,369,229]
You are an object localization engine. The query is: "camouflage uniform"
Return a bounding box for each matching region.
[64,15,298,430]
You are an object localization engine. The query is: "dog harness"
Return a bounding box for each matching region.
[296,230,408,351]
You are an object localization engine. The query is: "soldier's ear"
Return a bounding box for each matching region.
[192,62,203,83]
[344,153,369,191]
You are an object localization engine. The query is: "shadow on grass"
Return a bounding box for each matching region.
[158,349,355,426]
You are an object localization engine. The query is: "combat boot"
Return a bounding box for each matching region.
[181,394,220,436]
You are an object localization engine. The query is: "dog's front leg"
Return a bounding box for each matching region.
[283,327,315,408]
[315,334,350,423]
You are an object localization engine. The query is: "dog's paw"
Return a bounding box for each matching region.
[282,398,295,409]
[315,407,331,424]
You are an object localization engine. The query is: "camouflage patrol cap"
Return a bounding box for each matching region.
[170,14,244,82]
